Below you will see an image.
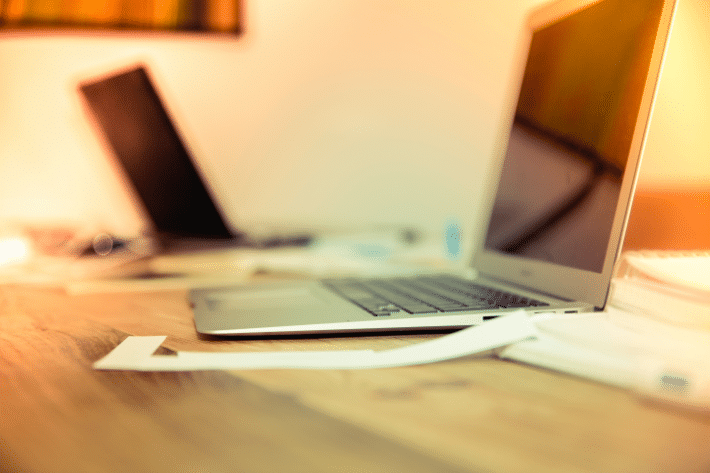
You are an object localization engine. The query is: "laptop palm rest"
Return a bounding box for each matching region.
[193,283,372,334]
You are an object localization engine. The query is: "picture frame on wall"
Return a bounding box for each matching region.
[0,0,241,34]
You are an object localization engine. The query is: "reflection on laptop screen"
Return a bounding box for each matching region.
[484,0,664,273]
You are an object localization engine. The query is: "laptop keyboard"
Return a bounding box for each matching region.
[322,275,549,317]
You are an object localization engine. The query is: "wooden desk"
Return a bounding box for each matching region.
[1,284,709,473]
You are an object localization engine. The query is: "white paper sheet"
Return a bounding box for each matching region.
[93,310,710,411]
[94,312,537,371]
[500,309,710,411]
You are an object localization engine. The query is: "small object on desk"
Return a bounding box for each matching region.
[88,233,126,256]
[444,218,462,261]
[256,234,313,248]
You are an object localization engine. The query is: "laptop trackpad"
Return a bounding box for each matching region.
[194,282,372,334]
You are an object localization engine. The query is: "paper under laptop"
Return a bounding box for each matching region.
[190,0,677,336]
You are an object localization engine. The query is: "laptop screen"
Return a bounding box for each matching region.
[483,0,665,274]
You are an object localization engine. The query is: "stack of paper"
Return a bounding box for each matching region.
[610,251,710,330]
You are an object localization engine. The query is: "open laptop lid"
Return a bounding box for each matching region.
[79,65,237,241]
[472,0,677,309]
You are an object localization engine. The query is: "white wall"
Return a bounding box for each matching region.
[0,0,708,242]
[640,0,710,188]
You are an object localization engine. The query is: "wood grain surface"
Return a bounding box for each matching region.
[1,285,709,473]
[0,287,464,473]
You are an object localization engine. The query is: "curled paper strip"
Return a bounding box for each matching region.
[94,312,537,371]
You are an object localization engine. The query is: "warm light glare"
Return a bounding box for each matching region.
[0,237,31,267]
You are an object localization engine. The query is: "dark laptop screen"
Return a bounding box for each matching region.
[79,65,233,240]
[484,0,664,273]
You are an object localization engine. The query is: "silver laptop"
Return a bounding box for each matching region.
[190,0,677,336]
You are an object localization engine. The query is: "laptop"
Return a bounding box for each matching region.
[190,0,676,336]
[78,65,311,253]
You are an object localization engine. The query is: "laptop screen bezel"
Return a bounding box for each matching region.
[470,0,677,309]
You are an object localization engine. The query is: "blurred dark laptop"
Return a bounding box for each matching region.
[79,65,310,253]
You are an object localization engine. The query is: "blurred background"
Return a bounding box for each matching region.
[0,0,708,254]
